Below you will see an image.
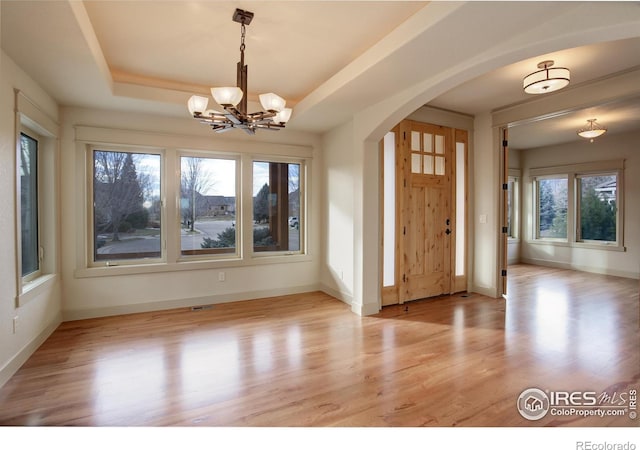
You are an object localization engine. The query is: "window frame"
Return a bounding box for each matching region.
[19,130,42,283]
[534,174,569,241]
[575,171,622,246]
[250,155,306,258]
[529,160,625,252]
[87,145,166,267]
[507,170,520,241]
[74,125,313,277]
[14,89,60,307]
[177,151,241,261]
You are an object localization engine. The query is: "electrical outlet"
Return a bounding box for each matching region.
[218,272,225,282]
[13,316,18,334]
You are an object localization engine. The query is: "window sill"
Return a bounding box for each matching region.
[74,253,312,278]
[16,273,58,307]
[526,239,626,252]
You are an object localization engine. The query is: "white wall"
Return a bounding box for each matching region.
[520,130,640,279]
[0,51,62,387]
[60,107,323,320]
[319,121,355,305]
[472,113,500,296]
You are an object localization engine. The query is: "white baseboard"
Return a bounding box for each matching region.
[319,283,353,306]
[520,258,639,280]
[62,284,323,321]
[0,312,62,389]
[351,301,381,316]
[471,285,500,298]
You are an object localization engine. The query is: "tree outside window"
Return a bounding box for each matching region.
[93,150,161,261]
[578,174,617,242]
[252,161,301,253]
[20,133,39,278]
[537,177,567,239]
[180,156,237,256]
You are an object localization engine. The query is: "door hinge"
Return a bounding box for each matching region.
[402,274,406,283]
[502,183,508,190]
[403,132,406,141]
[502,140,508,148]
[501,269,507,277]
[403,226,406,235]
[502,226,508,234]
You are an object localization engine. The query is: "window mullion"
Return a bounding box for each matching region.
[165,148,178,263]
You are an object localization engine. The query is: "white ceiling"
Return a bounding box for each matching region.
[2,1,640,149]
[428,37,640,149]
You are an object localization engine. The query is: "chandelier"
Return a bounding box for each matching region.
[523,60,570,95]
[187,9,292,135]
[577,119,607,142]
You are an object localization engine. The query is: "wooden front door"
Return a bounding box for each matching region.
[399,120,452,302]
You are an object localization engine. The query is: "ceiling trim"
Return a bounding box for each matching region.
[68,0,113,91]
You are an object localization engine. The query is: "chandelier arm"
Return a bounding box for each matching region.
[247,110,278,121]
[256,123,285,130]
[220,106,247,125]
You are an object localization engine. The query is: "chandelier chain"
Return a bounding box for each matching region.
[240,23,246,52]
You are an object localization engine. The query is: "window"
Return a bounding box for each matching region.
[577,174,617,243]
[78,125,311,274]
[15,90,59,305]
[536,176,568,239]
[531,160,624,250]
[92,149,162,263]
[180,156,237,256]
[507,175,519,239]
[253,161,302,253]
[20,132,40,280]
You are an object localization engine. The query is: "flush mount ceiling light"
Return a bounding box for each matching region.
[523,60,570,94]
[577,119,607,142]
[187,8,292,135]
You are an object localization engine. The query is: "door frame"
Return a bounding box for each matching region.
[380,119,469,306]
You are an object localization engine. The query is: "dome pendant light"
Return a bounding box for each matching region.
[523,60,570,95]
[577,119,607,143]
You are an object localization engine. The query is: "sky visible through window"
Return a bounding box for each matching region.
[130,156,298,197]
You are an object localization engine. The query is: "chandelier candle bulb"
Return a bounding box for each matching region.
[274,108,293,124]
[259,93,286,112]
[211,87,243,107]
[187,95,209,115]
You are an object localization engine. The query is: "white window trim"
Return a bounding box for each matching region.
[528,159,625,252]
[75,126,312,277]
[14,90,59,306]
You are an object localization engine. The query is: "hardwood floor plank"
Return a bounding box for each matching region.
[0,266,637,426]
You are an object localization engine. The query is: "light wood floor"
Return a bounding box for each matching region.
[0,264,637,426]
